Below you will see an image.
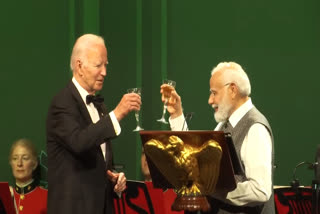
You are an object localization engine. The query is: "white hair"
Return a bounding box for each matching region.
[70,34,105,71]
[211,62,251,96]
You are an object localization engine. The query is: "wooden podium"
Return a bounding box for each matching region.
[139,130,242,212]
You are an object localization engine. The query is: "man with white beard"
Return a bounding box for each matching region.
[160,62,275,214]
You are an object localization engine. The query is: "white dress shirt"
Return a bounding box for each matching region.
[72,77,121,159]
[170,98,273,206]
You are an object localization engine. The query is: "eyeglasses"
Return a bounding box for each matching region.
[209,82,232,97]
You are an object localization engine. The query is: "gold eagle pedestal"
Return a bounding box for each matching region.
[140,131,237,212]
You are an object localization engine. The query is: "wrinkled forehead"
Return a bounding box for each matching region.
[210,71,225,89]
[85,45,107,61]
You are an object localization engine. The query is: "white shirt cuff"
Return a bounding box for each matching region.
[109,111,121,136]
[169,114,188,131]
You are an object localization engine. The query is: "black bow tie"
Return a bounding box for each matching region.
[86,94,104,106]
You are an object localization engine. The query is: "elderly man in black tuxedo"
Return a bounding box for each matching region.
[46,34,141,214]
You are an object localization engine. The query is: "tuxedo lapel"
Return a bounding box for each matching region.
[68,81,92,124]
[100,104,108,117]
[99,103,113,169]
[68,81,112,168]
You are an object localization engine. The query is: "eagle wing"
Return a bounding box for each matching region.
[144,139,187,189]
[195,140,222,195]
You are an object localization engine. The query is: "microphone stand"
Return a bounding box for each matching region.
[312,179,320,214]
[290,161,314,188]
[312,145,320,214]
[181,112,194,131]
[290,161,315,209]
[291,160,320,214]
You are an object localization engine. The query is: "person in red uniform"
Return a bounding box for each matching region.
[9,138,47,214]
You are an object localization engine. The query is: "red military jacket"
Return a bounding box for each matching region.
[13,181,47,214]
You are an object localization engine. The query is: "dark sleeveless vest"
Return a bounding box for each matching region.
[210,106,275,214]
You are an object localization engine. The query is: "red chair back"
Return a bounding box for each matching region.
[274,187,312,214]
[113,181,183,214]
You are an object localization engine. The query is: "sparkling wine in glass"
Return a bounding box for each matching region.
[127,88,144,132]
[157,79,176,124]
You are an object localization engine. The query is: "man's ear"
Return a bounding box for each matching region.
[229,83,238,99]
[76,59,84,76]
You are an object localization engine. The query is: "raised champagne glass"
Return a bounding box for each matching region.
[127,88,144,132]
[157,79,176,124]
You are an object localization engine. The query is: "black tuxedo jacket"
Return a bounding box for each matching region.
[46,81,117,214]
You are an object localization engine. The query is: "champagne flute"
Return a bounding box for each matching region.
[127,88,144,132]
[157,79,176,124]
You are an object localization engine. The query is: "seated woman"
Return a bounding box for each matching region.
[9,138,47,214]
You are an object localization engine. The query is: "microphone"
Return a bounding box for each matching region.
[290,146,320,213]
[290,148,320,188]
[181,112,194,131]
[290,161,314,188]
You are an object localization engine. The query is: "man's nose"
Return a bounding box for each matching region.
[101,65,107,76]
[208,95,214,105]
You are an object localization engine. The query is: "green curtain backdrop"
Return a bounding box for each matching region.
[0,0,319,187]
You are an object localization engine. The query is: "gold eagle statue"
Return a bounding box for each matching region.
[144,135,222,197]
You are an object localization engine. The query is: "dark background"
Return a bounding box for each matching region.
[0,0,319,187]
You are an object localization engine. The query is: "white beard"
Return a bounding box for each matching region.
[213,95,232,123]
